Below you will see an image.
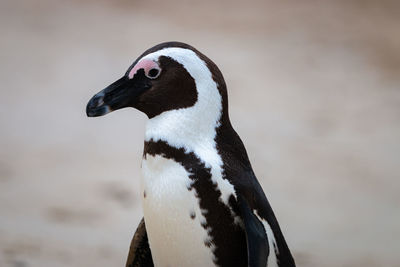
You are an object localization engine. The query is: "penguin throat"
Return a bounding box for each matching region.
[144,78,224,153]
[144,102,222,152]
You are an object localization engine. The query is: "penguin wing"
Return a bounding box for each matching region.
[126,218,154,267]
[234,169,296,267]
[237,192,269,267]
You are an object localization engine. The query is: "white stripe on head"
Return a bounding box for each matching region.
[142,47,236,205]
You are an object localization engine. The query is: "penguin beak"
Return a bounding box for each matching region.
[86,74,150,117]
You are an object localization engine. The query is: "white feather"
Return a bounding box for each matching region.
[141,155,215,267]
[255,212,279,267]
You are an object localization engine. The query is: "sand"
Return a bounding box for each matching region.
[0,0,399,266]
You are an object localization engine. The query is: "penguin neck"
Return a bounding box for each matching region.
[144,108,227,153]
[144,78,230,153]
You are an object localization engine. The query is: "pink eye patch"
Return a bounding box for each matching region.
[128,59,160,79]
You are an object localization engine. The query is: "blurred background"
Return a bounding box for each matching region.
[1,0,399,266]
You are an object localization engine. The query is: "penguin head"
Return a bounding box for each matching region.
[86,42,228,121]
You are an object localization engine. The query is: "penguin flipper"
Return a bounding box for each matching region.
[126,218,154,267]
[237,193,269,267]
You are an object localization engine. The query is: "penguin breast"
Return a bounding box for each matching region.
[141,154,216,267]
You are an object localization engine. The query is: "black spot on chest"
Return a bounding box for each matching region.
[190,211,196,219]
[144,140,247,267]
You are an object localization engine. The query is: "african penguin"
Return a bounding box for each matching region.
[86,42,296,267]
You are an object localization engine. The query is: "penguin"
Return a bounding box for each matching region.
[86,42,296,267]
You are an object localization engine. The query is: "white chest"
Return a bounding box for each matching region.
[141,154,216,267]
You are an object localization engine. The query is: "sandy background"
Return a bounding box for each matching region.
[1,0,399,266]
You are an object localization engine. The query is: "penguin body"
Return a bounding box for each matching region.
[87,42,295,267]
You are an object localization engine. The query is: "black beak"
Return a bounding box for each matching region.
[86,73,150,117]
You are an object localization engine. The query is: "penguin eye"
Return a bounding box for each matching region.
[146,68,161,79]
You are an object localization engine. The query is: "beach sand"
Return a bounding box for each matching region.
[0,0,399,266]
